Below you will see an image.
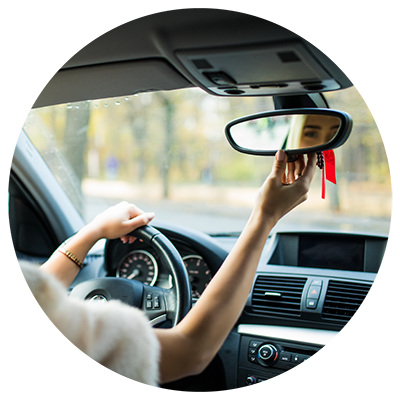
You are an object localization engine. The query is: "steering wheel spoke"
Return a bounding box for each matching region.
[71,225,191,327]
[142,286,168,326]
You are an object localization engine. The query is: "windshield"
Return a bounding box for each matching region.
[23,87,391,236]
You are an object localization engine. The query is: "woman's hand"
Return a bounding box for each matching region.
[88,201,155,242]
[255,150,316,227]
[40,202,154,286]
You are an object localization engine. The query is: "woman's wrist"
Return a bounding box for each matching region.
[249,206,278,232]
[74,223,103,248]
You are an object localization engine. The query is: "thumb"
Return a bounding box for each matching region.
[272,150,287,178]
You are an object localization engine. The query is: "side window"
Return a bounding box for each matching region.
[8,171,58,262]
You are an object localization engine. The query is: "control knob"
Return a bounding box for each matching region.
[258,344,279,365]
[246,375,257,385]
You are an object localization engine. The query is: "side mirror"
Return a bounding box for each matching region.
[225,108,352,158]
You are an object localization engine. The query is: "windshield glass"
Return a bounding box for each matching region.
[23,87,391,236]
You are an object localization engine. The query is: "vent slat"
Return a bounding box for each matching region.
[251,275,307,317]
[254,290,302,296]
[322,280,371,322]
[253,300,301,307]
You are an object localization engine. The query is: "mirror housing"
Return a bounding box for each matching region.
[225,108,352,159]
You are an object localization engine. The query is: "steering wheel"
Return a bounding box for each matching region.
[70,225,192,327]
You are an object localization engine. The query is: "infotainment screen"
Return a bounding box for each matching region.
[298,235,365,271]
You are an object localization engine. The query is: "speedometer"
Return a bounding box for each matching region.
[116,250,158,286]
[183,255,212,299]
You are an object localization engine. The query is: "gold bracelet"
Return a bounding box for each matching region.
[58,248,84,269]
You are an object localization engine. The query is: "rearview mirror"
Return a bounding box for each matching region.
[225,108,352,158]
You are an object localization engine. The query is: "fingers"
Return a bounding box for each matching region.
[120,235,136,244]
[287,161,295,184]
[123,211,155,230]
[301,153,317,184]
[272,151,316,187]
[120,211,155,243]
[275,152,306,184]
[294,154,305,179]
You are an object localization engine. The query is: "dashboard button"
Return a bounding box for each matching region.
[291,354,301,362]
[311,279,323,286]
[248,355,257,363]
[280,352,291,362]
[249,347,257,355]
[307,285,321,299]
[249,340,263,348]
[306,299,318,309]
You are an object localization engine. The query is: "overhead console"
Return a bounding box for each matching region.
[177,41,342,97]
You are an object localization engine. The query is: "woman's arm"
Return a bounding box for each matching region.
[155,150,316,383]
[37,150,315,385]
[40,202,155,287]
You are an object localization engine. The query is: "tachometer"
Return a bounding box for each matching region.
[116,250,158,286]
[183,255,212,300]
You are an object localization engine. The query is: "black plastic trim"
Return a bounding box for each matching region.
[225,108,353,157]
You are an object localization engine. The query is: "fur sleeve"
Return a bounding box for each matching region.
[20,261,160,386]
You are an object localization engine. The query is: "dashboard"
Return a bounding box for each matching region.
[77,223,386,390]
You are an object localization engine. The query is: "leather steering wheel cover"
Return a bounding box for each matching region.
[150,233,192,325]
[123,225,191,326]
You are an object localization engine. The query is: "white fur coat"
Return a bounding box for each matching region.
[20,262,160,386]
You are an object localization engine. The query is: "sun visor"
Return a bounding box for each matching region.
[8,58,192,108]
[176,42,343,97]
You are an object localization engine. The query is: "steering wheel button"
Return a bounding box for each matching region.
[146,292,153,300]
[146,300,153,309]
[154,299,160,309]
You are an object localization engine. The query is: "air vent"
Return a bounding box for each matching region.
[251,275,307,317]
[322,280,372,322]
[352,285,393,322]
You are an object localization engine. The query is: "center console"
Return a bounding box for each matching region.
[237,325,339,392]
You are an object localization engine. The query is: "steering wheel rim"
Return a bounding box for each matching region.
[70,225,191,327]
[129,225,192,325]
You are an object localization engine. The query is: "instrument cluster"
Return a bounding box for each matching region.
[112,243,212,301]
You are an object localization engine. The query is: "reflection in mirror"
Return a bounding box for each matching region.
[229,114,342,152]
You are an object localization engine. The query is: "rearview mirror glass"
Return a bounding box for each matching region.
[225,109,352,156]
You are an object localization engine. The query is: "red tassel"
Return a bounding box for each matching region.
[323,150,336,184]
[321,150,336,199]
